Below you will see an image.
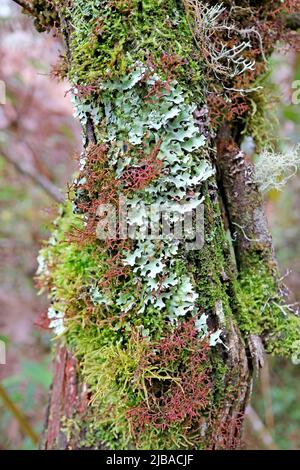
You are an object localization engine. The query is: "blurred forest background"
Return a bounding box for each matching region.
[0,1,299,450]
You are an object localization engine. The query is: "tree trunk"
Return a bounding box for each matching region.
[19,0,300,450]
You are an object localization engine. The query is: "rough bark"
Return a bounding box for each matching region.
[16,0,300,450]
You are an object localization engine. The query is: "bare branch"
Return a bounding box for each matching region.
[1,149,64,203]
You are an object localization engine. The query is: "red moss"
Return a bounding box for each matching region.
[50,55,68,81]
[207,93,250,128]
[70,144,120,245]
[71,139,163,249]
[143,53,185,102]
[71,84,99,98]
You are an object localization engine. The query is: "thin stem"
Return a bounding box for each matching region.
[246,406,277,450]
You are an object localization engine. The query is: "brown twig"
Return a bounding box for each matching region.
[1,149,64,203]
[0,383,39,446]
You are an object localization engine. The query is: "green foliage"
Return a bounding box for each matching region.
[66,321,223,450]
[67,0,202,93]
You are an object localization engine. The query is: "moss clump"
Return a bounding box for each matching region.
[67,325,147,449]
[187,189,234,326]
[38,205,113,327]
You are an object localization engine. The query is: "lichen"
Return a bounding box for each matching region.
[66,0,203,94]
[254,145,300,192]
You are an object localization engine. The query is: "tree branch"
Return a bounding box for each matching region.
[285,13,300,31]
[1,149,64,203]
[216,124,276,270]
[0,383,39,446]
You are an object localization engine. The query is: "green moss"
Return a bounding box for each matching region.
[67,0,203,97]
[38,205,112,325]
[29,0,60,32]
[63,346,228,451]
[66,325,184,449]
[67,325,146,448]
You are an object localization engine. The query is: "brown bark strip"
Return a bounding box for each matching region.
[64,354,79,419]
[216,124,278,370]
[212,319,252,449]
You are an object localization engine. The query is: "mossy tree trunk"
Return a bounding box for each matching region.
[18,0,300,450]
